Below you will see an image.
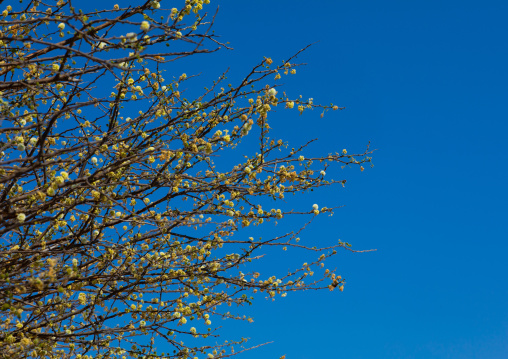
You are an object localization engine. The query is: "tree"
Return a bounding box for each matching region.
[0,1,372,359]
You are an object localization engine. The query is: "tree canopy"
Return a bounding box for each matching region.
[0,1,372,359]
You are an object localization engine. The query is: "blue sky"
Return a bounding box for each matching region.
[199,1,508,359]
[83,1,507,358]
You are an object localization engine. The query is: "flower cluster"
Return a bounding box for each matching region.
[0,1,372,359]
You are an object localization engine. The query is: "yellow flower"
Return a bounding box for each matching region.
[52,63,60,72]
[140,21,150,32]
[17,213,26,223]
[78,292,87,305]
[58,23,65,30]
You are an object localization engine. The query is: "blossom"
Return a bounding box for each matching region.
[60,171,69,179]
[125,32,137,42]
[58,23,65,30]
[78,293,87,305]
[55,176,64,185]
[287,101,294,109]
[98,42,107,49]
[91,157,98,164]
[241,123,252,136]
[140,21,150,32]
[244,167,251,174]
[151,1,160,9]
[312,204,319,210]
[298,155,304,161]
[17,213,26,223]
[320,170,326,176]
[17,144,25,151]
[268,88,277,97]
[52,63,60,72]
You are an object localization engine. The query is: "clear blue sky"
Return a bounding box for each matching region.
[203,1,508,359]
[94,1,508,358]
